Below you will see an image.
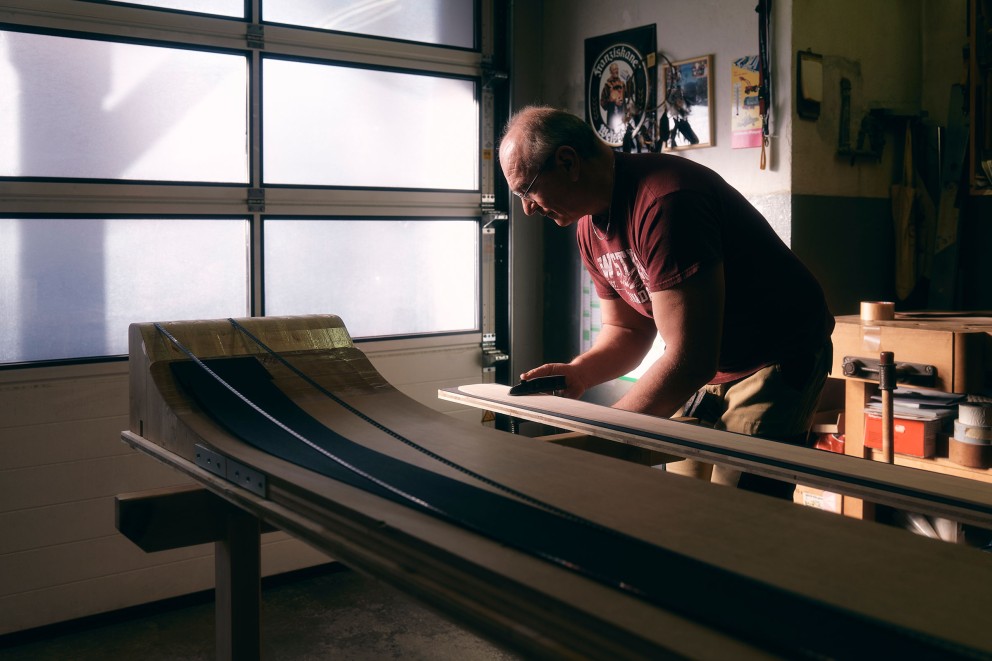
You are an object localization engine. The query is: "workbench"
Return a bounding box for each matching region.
[119,314,992,660]
[830,312,992,519]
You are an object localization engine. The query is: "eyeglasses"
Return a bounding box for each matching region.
[514,168,543,201]
[512,152,557,201]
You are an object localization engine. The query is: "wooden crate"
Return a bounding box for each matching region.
[831,313,992,394]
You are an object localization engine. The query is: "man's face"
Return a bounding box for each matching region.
[500,139,585,228]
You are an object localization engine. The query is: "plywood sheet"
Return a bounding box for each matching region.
[440,384,992,528]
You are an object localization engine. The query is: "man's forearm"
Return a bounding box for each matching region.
[571,323,656,385]
[612,354,707,418]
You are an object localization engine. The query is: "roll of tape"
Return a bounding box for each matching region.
[949,435,991,468]
[860,301,895,322]
[958,402,992,427]
[953,419,992,445]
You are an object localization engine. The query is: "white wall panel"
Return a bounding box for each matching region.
[0,340,484,634]
[0,534,329,635]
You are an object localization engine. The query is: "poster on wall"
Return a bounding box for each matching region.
[660,55,713,150]
[731,54,762,149]
[584,25,657,151]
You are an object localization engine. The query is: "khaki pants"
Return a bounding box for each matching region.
[666,340,832,498]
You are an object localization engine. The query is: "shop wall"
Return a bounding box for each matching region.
[790,0,970,315]
[509,0,979,371]
[530,0,793,365]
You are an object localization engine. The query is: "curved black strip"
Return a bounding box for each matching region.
[170,357,985,660]
[458,389,992,518]
[226,317,590,524]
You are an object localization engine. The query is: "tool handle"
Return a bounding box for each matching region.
[508,375,567,396]
[879,352,895,464]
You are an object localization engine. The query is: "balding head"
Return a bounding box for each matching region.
[497,106,615,226]
[499,106,601,176]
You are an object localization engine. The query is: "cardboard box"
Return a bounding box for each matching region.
[811,409,845,435]
[794,484,842,514]
[863,413,938,458]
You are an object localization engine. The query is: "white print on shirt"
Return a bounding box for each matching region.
[596,249,650,305]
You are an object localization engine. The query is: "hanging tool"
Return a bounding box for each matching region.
[892,122,918,300]
[756,0,772,169]
[929,82,969,308]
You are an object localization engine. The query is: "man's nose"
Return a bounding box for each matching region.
[521,197,540,216]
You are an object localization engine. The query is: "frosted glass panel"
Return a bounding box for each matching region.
[98,0,244,17]
[0,30,248,182]
[0,218,249,363]
[263,59,478,189]
[264,219,478,337]
[263,0,475,48]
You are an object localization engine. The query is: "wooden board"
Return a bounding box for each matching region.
[440,384,992,529]
[125,315,992,659]
[118,433,772,660]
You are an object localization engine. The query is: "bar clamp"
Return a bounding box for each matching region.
[841,355,937,387]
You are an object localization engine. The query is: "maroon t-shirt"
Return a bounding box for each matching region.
[577,153,833,384]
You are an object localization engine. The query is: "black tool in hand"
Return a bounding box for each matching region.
[508,375,567,396]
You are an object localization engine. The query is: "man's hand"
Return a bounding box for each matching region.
[519,363,589,399]
[519,296,659,401]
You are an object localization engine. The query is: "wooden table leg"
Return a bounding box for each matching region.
[117,486,274,661]
[215,509,262,661]
[842,380,876,520]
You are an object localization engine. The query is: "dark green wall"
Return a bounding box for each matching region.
[542,221,582,365]
[960,196,992,310]
[793,193,992,315]
[792,195,896,317]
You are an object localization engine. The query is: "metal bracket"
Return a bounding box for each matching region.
[247,24,264,49]
[247,188,265,212]
[482,58,508,90]
[841,356,937,387]
[481,332,508,368]
[483,210,507,229]
[195,444,267,497]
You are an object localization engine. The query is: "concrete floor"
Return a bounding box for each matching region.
[0,564,521,661]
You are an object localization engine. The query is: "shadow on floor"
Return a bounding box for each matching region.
[0,564,521,660]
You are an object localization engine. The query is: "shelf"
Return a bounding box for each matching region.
[867,445,992,484]
[831,313,992,520]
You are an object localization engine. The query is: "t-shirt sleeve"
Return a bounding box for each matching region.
[635,189,723,292]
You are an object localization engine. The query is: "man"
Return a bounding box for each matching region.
[600,61,628,132]
[499,106,834,499]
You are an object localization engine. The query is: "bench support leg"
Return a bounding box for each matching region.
[215,508,262,661]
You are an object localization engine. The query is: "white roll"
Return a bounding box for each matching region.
[958,402,992,427]
[953,419,992,445]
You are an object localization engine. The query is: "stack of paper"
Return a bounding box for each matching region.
[864,388,964,422]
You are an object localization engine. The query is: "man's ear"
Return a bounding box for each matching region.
[556,146,581,181]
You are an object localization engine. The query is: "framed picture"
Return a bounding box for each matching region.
[661,55,713,150]
[584,25,658,151]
